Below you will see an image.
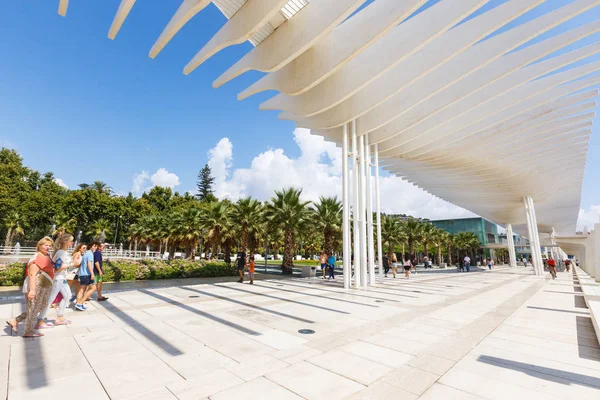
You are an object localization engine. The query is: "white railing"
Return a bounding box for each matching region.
[0,246,162,260]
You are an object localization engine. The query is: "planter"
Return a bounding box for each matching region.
[301,265,317,278]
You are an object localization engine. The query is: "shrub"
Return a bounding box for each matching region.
[0,259,235,286]
[0,263,26,286]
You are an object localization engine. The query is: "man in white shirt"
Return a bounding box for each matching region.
[464,256,471,272]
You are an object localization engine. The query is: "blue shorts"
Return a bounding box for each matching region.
[79,275,94,286]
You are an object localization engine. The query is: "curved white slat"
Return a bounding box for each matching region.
[354,0,600,139]
[259,0,490,115]
[213,0,367,88]
[58,0,68,16]
[359,21,600,143]
[429,101,597,163]
[149,0,212,58]
[404,76,600,161]
[237,0,427,99]
[378,59,600,156]
[108,0,137,40]
[183,0,289,74]
[288,0,586,129]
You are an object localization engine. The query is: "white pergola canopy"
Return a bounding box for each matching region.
[55,0,599,236]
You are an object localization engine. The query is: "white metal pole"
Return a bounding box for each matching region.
[524,197,538,275]
[359,135,368,288]
[352,120,361,288]
[342,123,350,290]
[374,143,383,285]
[506,223,517,268]
[529,197,544,275]
[366,135,375,286]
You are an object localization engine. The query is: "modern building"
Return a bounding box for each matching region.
[431,217,500,247]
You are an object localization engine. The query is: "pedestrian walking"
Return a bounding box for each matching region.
[327,253,336,280]
[6,237,55,337]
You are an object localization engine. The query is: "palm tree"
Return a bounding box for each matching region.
[264,188,312,274]
[312,196,342,255]
[199,201,231,258]
[3,212,25,253]
[445,233,455,265]
[90,180,113,195]
[230,197,264,254]
[432,229,449,266]
[52,213,77,237]
[400,218,423,260]
[381,215,403,260]
[420,222,436,261]
[455,232,481,261]
[86,218,112,241]
[173,208,203,259]
[78,183,90,190]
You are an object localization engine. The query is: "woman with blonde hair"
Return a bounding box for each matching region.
[6,237,55,337]
[38,234,75,326]
[68,243,86,302]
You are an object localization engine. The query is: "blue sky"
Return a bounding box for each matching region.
[1,0,599,225]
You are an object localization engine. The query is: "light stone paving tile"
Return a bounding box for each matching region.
[114,292,163,306]
[225,354,289,381]
[73,330,142,363]
[272,345,323,364]
[495,323,600,349]
[469,344,600,389]
[480,336,600,371]
[418,383,484,399]
[455,354,600,399]
[410,316,465,330]
[307,349,393,385]
[346,381,418,400]
[363,333,430,356]
[122,386,179,400]
[439,367,561,400]
[266,361,364,400]
[7,372,109,400]
[159,348,238,380]
[167,369,245,400]
[379,365,440,395]
[209,376,303,400]
[249,328,309,350]
[408,354,456,376]
[0,345,9,400]
[489,329,600,355]
[382,326,446,345]
[91,350,185,399]
[502,315,598,340]
[339,340,414,368]
[423,337,477,362]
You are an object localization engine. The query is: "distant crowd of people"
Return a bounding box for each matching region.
[6,234,109,337]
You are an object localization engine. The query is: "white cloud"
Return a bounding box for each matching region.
[54,178,68,189]
[207,128,475,220]
[132,168,180,195]
[151,168,180,188]
[577,205,600,232]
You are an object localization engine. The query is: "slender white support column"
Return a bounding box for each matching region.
[592,224,600,282]
[342,123,351,290]
[524,197,540,275]
[366,135,376,286]
[359,135,368,288]
[352,120,361,288]
[527,196,544,275]
[374,143,383,285]
[506,223,517,268]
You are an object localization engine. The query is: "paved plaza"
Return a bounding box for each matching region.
[1,267,599,399]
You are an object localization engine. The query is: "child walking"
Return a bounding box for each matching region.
[248,255,255,284]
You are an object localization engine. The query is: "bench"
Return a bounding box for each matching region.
[575,266,600,346]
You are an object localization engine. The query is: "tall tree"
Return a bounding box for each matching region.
[196,164,216,201]
[264,188,312,274]
[230,197,264,254]
[3,212,25,252]
[312,196,342,255]
[400,218,423,259]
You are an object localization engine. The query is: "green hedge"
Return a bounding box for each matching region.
[0,259,236,286]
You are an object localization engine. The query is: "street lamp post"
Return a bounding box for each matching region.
[114,215,121,246]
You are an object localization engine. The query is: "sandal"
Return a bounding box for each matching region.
[54,320,72,325]
[6,320,18,334]
[35,322,54,329]
[23,332,44,338]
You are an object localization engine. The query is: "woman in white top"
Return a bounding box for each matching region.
[38,234,74,326]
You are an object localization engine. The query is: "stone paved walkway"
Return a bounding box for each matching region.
[1,267,598,399]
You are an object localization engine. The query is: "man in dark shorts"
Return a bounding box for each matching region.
[236,251,246,283]
[94,243,108,301]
